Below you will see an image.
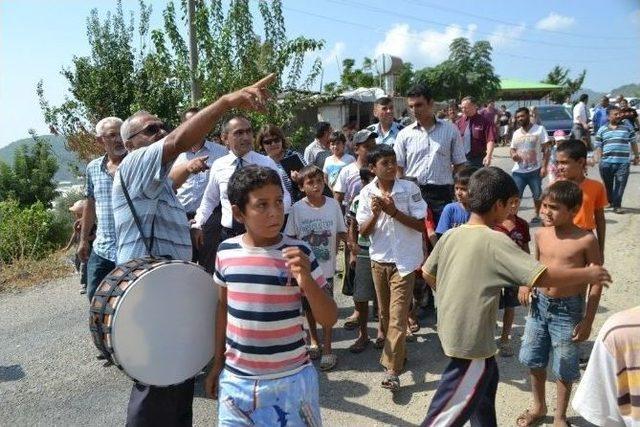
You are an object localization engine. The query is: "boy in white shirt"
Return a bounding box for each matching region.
[286,165,346,371]
[356,145,427,392]
[323,131,355,188]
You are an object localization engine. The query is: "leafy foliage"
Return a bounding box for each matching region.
[0,131,59,208]
[542,65,587,104]
[38,0,325,161]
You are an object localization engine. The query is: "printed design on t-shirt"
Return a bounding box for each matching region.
[509,230,526,248]
[515,133,542,170]
[325,163,344,185]
[298,219,333,262]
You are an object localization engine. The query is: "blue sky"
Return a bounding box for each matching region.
[1,0,639,147]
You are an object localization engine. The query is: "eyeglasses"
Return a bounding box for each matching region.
[127,122,166,139]
[262,138,281,146]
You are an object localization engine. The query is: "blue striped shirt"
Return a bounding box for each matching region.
[595,123,637,164]
[112,139,192,264]
[85,155,118,261]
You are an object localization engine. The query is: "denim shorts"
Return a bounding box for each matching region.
[519,292,584,382]
[218,364,321,426]
[512,169,543,201]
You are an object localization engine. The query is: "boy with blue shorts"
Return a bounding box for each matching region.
[517,180,604,427]
[205,166,338,426]
[421,168,610,427]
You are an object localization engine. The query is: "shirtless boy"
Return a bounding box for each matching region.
[517,180,604,427]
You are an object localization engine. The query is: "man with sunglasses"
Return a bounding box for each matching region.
[192,115,291,246]
[112,74,276,427]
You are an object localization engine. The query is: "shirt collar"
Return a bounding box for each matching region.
[371,177,404,195]
[410,116,440,131]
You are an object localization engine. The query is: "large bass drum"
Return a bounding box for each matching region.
[89,257,217,386]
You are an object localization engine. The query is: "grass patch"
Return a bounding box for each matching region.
[0,250,74,293]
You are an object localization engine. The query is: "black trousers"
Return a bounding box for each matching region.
[126,378,195,427]
[419,184,454,226]
[187,206,222,274]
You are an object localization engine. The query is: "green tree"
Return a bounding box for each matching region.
[339,58,376,90]
[542,65,587,104]
[413,38,500,102]
[395,62,415,96]
[0,131,59,208]
[38,0,325,159]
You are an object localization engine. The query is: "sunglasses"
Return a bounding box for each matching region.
[128,122,166,139]
[262,138,281,146]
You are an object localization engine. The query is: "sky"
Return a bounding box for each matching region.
[1,0,639,147]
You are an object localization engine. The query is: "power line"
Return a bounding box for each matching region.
[281,4,637,65]
[400,0,639,41]
[324,0,636,50]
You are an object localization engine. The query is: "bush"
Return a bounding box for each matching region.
[0,199,69,264]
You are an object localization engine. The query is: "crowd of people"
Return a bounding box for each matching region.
[71,74,639,427]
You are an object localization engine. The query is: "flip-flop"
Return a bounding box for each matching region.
[349,338,370,353]
[308,345,321,360]
[381,373,400,392]
[374,337,385,349]
[320,353,337,371]
[343,317,359,330]
[515,409,546,426]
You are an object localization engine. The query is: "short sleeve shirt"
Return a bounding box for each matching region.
[493,216,530,252]
[322,154,355,187]
[422,225,546,359]
[112,139,192,263]
[333,162,363,207]
[510,124,550,173]
[435,202,470,235]
[284,197,346,280]
[574,178,608,231]
[85,155,118,261]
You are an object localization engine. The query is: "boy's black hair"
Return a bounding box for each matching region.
[467,167,518,214]
[315,121,331,139]
[367,145,396,166]
[359,167,375,184]
[406,83,433,101]
[297,164,324,185]
[228,165,283,212]
[556,138,587,160]
[541,180,583,211]
[454,165,478,186]
[328,131,347,144]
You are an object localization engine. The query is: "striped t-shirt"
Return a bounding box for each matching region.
[595,123,637,164]
[214,234,327,379]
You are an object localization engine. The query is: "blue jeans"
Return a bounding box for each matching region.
[519,292,584,382]
[86,251,116,301]
[218,365,321,426]
[599,162,630,208]
[512,169,543,202]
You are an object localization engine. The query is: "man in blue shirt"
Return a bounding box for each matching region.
[114,74,276,427]
[591,96,610,134]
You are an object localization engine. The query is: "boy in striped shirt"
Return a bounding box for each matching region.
[205,165,337,426]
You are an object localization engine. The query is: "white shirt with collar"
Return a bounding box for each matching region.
[355,177,427,276]
[193,150,291,229]
[367,122,403,146]
[303,139,329,164]
[174,140,228,213]
[393,118,466,186]
[573,101,588,125]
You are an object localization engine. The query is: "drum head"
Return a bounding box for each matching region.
[111,262,217,386]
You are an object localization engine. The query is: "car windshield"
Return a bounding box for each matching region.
[537,107,571,121]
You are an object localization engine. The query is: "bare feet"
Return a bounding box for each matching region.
[516,407,547,426]
[553,417,570,427]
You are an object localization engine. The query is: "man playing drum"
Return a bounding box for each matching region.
[113,74,276,427]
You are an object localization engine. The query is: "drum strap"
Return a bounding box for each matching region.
[119,173,156,256]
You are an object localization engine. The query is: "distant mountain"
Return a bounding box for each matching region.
[0,135,85,183]
[609,83,640,97]
[572,88,606,103]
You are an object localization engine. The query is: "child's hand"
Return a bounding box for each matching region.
[518,286,531,307]
[379,196,397,216]
[585,263,611,287]
[204,362,224,399]
[282,247,311,286]
[572,320,592,342]
[371,197,382,215]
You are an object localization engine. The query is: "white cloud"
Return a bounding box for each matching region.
[321,41,346,68]
[535,13,575,31]
[487,23,526,48]
[373,23,477,66]
[631,10,640,26]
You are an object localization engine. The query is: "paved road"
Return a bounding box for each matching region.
[2,146,639,426]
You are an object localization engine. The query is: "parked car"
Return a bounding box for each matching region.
[536,105,573,138]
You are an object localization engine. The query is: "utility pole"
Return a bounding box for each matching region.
[187,0,201,105]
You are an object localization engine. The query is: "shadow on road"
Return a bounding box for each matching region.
[0,364,25,382]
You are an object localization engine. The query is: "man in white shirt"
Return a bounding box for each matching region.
[303,121,332,166]
[170,107,228,272]
[573,93,590,141]
[192,116,291,245]
[366,97,403,146]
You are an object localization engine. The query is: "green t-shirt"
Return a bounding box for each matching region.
[423,224,546,359]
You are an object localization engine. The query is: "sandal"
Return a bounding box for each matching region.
[381,372,400,392]
[349,338,370,353]
[515,409,547,426]
[408,318,420,333]
[405,329,416,342]
[320,353,338,371]
[374,336,385,349]
[308,345,321,360]
[343,316,359,330]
